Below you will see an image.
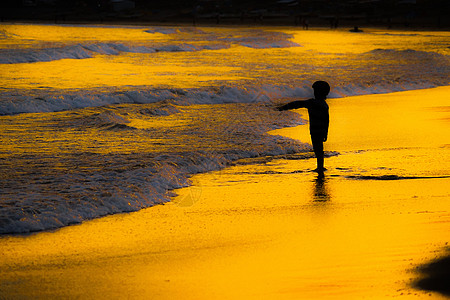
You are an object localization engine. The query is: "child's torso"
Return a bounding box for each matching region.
[307,99,329,131]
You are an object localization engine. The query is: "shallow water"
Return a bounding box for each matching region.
[0,102,305,233]
[0,23,449,234]
[1,24,449,113]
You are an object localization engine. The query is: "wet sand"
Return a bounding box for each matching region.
[0,87,449,299]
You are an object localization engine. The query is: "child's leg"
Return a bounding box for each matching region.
[311,135,325,171]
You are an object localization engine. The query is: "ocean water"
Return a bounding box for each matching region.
[0,23,449,234]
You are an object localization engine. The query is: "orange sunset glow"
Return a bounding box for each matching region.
[0,6,449,299]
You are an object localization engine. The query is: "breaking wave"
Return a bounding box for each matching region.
[0,102,306,234]
[0,27,300,64]
[0,79,446,116]
[0,42,229,64]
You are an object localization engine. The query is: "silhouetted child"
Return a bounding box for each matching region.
[278,81,330,173]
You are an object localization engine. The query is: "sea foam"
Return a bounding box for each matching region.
[0,42,230,64]
[0,103,306,234]
[0,80,445,116]
[0,26,300,64]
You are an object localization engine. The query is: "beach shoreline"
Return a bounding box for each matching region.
[0,87,449,299]
[3,18,450,32]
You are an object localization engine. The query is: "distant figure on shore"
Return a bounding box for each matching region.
[302,18,309,30]
[349,26,363,32]
[330,17,339,29]
[278,81,330,173]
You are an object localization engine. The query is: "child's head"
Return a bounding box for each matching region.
[312,81,330,99]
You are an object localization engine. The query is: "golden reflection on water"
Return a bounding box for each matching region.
[1,87,449,299]
[0,54,242,90]
[1,160,448,299]
[312,175,330,202]
[2,25,449,91]
[287,28,450,55]
[0,24,168,47]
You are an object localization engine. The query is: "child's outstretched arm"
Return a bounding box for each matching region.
[277,100,308,111]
